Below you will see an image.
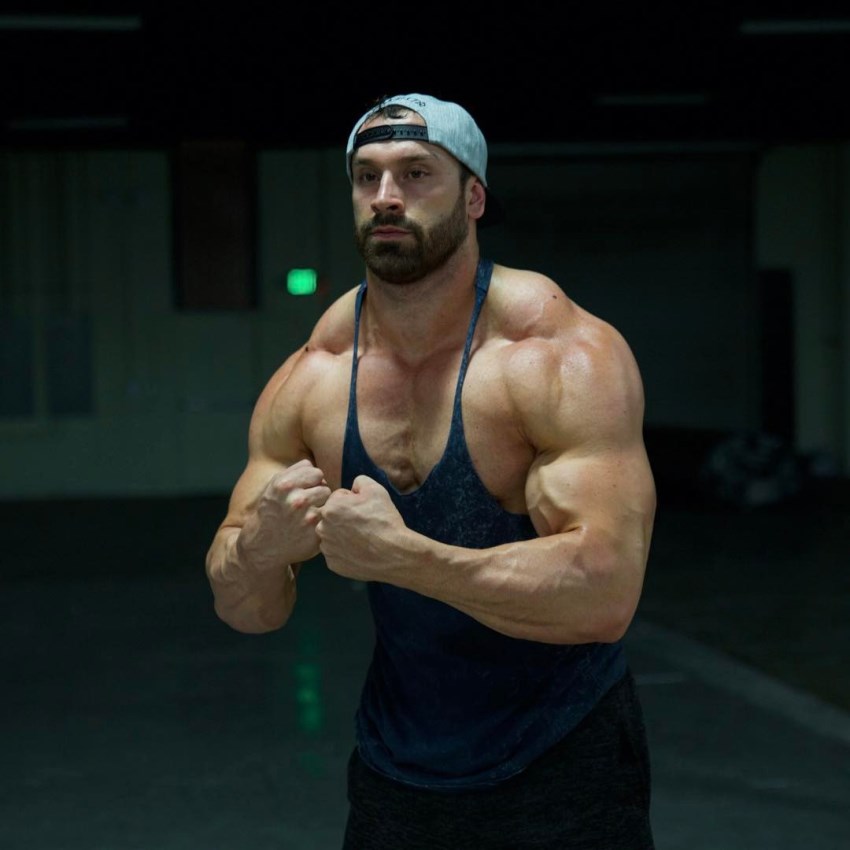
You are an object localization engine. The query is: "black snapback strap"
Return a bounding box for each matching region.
[352,124,429,149]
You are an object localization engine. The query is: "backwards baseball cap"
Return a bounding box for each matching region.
[345,93,504,227]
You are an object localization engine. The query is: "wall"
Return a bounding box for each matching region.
[483,152,757,431]
[754,145,849,472]
[0,148,356,498]
[0,142,846,499]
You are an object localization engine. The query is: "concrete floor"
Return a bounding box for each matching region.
[2,478,849,849]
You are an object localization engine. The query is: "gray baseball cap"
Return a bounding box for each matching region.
[345,93,504,227]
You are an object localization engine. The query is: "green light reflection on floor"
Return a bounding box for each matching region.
[293,629,324,734]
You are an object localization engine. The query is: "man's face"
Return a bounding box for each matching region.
[350,114,471,284]
[353,186,469,285]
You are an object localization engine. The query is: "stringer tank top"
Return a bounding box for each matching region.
[341,258,625,789]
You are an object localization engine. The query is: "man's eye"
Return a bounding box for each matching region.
[408,169,427,179]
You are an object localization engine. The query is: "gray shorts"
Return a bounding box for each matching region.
[342,670,654,849]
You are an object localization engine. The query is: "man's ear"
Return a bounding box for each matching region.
[468,178,486,223]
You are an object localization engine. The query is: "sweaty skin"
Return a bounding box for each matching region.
[205,109,656,643]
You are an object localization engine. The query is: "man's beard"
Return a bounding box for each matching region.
[353,192,468,284]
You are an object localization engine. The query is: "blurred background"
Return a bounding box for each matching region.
[2,4,849,849]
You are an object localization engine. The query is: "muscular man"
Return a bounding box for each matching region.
[206,93,657,849]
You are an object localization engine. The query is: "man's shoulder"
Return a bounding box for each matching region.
[486,266,645,446]
[256,286,358,409]
[486,264,640,399]
[488,264,616,346]
[304,285,360,356]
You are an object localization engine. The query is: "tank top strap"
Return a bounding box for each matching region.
[451,258,494,426]
[346,280,368,427]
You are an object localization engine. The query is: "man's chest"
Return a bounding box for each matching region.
[303,352,534,510]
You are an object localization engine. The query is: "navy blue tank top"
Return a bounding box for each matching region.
[341,258,626,789]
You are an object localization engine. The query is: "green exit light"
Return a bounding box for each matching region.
[287,268,317,295]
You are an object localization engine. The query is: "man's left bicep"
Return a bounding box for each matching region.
[525,445,656,551]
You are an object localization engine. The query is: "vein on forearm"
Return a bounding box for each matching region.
[207,529,297,633]
[398,525,647,645]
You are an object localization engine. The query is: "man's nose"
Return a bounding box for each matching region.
[372,173,403,214]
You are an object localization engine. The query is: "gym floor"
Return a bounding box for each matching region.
[3,469,849,849]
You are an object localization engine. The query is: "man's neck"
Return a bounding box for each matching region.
[362,250,481,365]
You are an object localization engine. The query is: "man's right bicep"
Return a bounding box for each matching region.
[246,346,312,463]
[225,352,313,527]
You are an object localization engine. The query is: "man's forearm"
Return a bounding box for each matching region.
[206,529,298,634]
[396,526,647,645]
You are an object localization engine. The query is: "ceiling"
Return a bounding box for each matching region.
[2,3,849,152]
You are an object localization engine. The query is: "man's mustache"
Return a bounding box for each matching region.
[366,214,412,231]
